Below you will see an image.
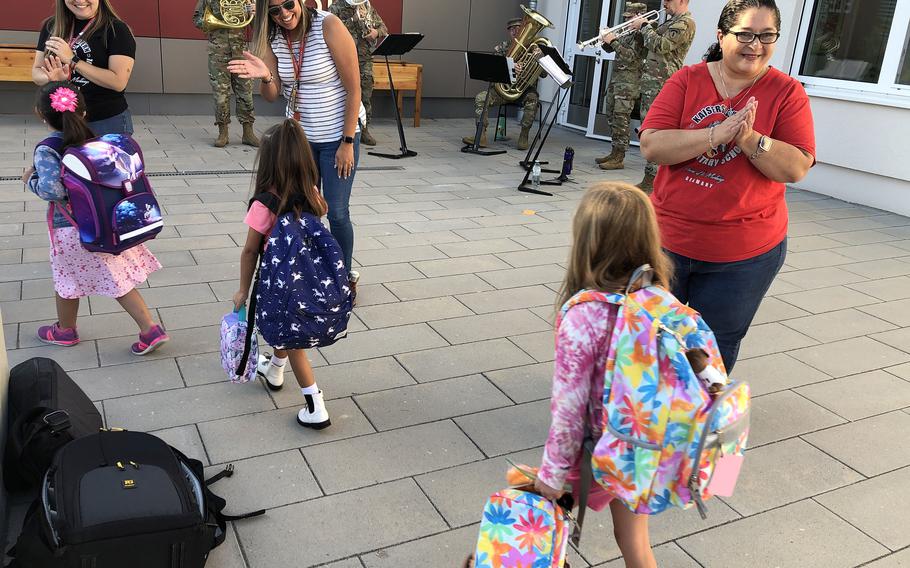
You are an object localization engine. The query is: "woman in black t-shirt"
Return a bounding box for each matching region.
[33,0,137,135]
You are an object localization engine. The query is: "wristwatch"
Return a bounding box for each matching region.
[341,135,355,144]
[750,135,772,160]
[69,52,81,67]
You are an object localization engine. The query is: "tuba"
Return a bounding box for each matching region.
[494,5,555,102]
[202,0,255,33]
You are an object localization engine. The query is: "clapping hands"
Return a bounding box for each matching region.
[713,97,758,148]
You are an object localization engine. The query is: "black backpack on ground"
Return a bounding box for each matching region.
[7,430,265,568]
[3,357,103,492]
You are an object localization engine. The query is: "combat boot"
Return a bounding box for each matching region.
[598,149,626,170]
[595,148,622,164]
[461,130,488,148]
[636,172,656,194]
[360,127,377,146]
[517,126,531,151]
[241,123,259,147]
[214,124,229,148]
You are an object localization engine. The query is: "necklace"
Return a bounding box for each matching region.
[718,62,762,110]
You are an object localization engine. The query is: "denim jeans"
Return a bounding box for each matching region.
[88,109,134,135]
[310,134,360,272]
[666,238,787,372]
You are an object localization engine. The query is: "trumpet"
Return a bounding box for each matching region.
[577,9,663,50]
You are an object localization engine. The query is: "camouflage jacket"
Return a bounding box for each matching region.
[604,31,645,79]
[329,1,388,60]
[494,40,511,56]
[641,11,696,82]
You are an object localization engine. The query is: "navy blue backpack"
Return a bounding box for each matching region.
[237,194,352,376]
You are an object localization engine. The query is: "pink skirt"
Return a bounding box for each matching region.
[50,227,162,299]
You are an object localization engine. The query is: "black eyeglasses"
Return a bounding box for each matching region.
[728,30,780,44]
[268,0,296,17]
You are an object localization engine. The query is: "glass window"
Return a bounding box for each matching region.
[800,0,897,83]
[575,0,605,44]
[899,24,910,85]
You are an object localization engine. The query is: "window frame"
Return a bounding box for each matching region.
[791,0,910,107]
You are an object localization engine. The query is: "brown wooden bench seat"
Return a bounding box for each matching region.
[0,44,36,82]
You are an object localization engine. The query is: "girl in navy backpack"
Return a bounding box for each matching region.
[233,119,351,429]
[24,82,169,355]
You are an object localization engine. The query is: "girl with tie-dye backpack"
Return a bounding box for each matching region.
[529,183,750,566]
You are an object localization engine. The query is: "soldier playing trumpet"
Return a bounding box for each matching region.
[193,0,260,148]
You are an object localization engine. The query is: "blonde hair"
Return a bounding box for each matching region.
[557,182,674,308]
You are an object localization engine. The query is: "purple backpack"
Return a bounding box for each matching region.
[41,134,163,255]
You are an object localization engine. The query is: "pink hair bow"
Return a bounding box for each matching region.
[50,87,78,113]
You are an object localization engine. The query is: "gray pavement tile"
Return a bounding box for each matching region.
[188,247,246,266]
[485,362,553,403]
[496,246,571,268]
[0,281,19,301]
[0,297,59,324]
[385,274,494,301]
[860,298,910,327]
[205,524,247,568]
[360,525,479,568]
[788,235,848,252]
[349,283,400,306]
[421,207,497,220]
[477,264,566,289]
[373,230,465,248]
[844,258,910,279]
[321,560,364,568]
[354,374,512,430]
[370,201,445,213]
[751,296,812,324]
[452,225,541,241]
[788,336,910,377]
[721,437,862,516]
[455,400,550,457]
[888,362,910,380]
[235,479,446,567]
[732,353,832,396]
[429,309,552,344]
[319,323,447,364]
[146,262,238,287]
[803,411,910,477]
[816,465,910,551]
[738,322,819,359]
[834,242,910,261]
[413,254,512,278]
[20,278,57,300]
[354,263,425,284]
[434,238,526,258]
[88,283,217,314]
[8,341,99,372]
[397,338,536,382]
[199,398,374,463]
[70,359,185,401]
[204,450,322,511]
[776,250,854,270]
[353,245,448,266]
[104,380,275,431]
[304,421,484,493]
[397,218,483,233]
[677,499,887,568]
[776,266,869,290]
[776,286,882,314]
[97,325,221,366]
[796,369,910,420]
[847,276,910,301]
[351,223,408,237]
[2,323,15,351]
[355,297,473,329]
[351,212,428,226]
[175,222,248,237]
[595,543,699,568]
[178,352,233,386]
[782,308,898,343]
[152,424,209,465]
[455,285,556,314]
[863,549,910,567]
[510,331,555,362]
[414,447,542,527]
[159,301,232,331]
[748,390,846,447]
[826,229,905,246]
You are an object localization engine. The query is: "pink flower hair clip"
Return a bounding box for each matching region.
[49,87,79,113]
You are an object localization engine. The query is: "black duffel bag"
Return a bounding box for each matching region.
[3,357,103,491]
[7,430,264,568]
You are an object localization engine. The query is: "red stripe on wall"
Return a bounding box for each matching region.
[8,0,402,40]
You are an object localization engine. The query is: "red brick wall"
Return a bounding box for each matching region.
[6,0,403,40]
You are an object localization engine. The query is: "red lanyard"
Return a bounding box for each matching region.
[284,29,306,121]
[68,17,95,48]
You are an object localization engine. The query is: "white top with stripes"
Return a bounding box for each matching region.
[271,10,365,143]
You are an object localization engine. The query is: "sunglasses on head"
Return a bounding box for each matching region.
[268,0,296,17]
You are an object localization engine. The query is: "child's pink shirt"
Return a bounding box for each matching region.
[244,200,277,239]
[538,300,619,510]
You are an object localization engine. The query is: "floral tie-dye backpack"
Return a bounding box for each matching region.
[470,488,571,568]
[560,265,751,526]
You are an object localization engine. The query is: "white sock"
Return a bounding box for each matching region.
[301,384,319,396]
[270,355,287,368]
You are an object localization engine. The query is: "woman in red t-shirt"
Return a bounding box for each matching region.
[639,0,815,371]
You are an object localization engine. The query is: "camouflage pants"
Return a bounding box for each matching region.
[639,74,666,177]
[360,57,375,128]
[474,87,539,130]
[604,78,640,152]
[208,29,254,125]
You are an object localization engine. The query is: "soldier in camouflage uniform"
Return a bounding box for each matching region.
[193,0,259,148]
[461,18,540,151]
[330,0,388,147]
[633,0,695,192]
[596,3,648,170]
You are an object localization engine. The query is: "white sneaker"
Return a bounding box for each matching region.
[257,354,285,391]
[296,391,331,430]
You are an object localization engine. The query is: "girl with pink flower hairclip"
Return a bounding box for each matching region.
[23,81,169,354]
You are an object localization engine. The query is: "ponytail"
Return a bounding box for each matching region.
[35,81,96,150]
[61,110,95,148]
[704,43,723,62]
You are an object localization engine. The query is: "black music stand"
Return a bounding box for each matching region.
[369,33,424,160]
[461,52,513,156]
[517,45,573,196]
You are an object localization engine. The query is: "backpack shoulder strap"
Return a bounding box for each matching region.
[36,136,64,154]
[556,289,624,330]
[249,192,280,214]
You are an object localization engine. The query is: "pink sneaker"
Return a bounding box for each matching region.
[36,323,80,347]
[131,324,169,355]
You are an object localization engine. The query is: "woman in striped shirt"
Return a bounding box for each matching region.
[229,0,365,284]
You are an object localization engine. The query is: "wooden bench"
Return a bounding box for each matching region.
[372,60,422,127]
[0,44,36,82]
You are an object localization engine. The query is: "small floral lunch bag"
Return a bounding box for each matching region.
[220,308,258,383]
